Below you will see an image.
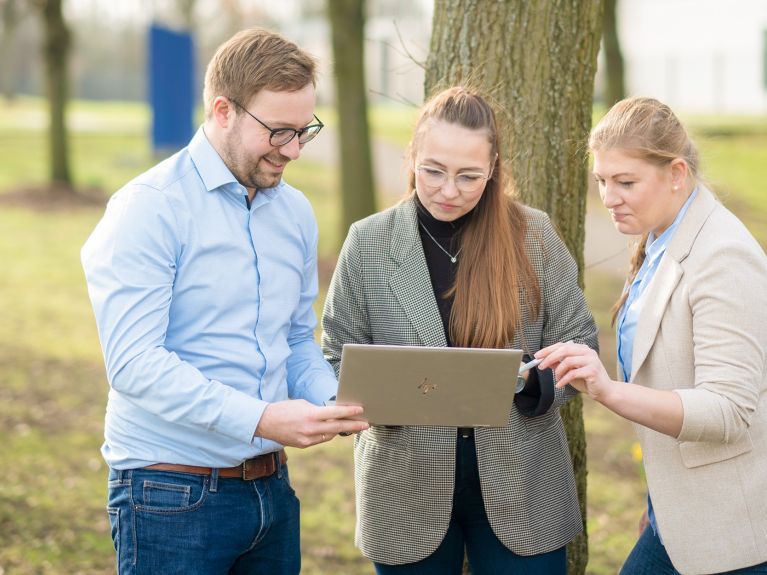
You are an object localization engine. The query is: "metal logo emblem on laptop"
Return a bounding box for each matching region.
[418,377,438,395]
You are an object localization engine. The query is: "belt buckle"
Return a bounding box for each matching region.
[242,457,260,481]
[241,454,276,480]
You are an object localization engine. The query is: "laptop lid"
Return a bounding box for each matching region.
[336,344,524,427]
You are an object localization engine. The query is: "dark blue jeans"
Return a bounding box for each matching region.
[621,525,767,575]
[107,463,300,575]
[374,434,566,575]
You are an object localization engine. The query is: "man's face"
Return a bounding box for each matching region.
[220,84,315,193]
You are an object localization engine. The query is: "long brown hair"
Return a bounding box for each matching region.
[588,97,700,324]
[407,86,540,348]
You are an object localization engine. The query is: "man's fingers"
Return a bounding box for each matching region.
[317,404,364,420]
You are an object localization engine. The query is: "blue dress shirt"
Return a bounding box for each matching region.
[82,127,337,469]
[616,187,698,537]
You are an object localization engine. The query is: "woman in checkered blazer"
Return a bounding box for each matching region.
[322,86,598,575]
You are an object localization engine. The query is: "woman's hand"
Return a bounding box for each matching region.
[535,341,615,402]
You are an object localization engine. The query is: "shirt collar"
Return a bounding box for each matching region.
[188,126,241,193]
[188,126,284,201]
[645,186,699,263]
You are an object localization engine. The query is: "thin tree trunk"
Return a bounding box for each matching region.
[426,2,603,573]
[1,0,20,101]
[603,0,625,106]
[328,0,377,241]
[41,0,72,186]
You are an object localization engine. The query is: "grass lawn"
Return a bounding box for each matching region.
[0,98,764,574]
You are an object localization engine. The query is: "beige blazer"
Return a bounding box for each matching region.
[629,186,767,574]
[322,198,598,565]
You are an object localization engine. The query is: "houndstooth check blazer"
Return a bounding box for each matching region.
[321,197,599,565]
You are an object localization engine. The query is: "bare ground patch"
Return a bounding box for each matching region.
[0,183,107,212]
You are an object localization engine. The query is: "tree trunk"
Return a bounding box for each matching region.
[603,0,625,106]
[1,0,20,101]
[327,0,377,241]
[426,2,603,574]
[176,0,197,31]
[41,0,72,186]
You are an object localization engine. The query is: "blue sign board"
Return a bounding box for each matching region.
[149,24,195,154]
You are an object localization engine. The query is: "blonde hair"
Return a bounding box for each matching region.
[407,86,540,349]
[589,96,700,323]
[203,27,317,118]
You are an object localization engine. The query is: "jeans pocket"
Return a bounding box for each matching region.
[280,464,297,496]
[143,481,191,508]
[107,507,120,555]
[132,471,208,513]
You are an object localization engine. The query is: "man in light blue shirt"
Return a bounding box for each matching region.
[82,27,367,574]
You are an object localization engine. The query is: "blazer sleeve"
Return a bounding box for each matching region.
[515,212,599,415]
[674,236,767,444]
[537,214,600,354]
[321,223,372,377]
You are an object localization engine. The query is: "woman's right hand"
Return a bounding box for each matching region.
[535,341,615,402]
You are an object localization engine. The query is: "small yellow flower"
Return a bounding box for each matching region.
[631,441,643,462]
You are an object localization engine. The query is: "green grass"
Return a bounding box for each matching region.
[0,98,765,574]
[369,105,419,148]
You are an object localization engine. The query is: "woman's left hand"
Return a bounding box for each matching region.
[535,342,614,401]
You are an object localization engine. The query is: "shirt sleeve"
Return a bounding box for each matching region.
[285,207,338,405]
[81,186,267,444]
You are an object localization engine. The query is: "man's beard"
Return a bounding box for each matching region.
[220,130,288,191]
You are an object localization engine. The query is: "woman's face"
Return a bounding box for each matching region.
[593,148,686,237]
[413,120,494,222]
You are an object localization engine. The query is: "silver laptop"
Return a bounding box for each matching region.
[336,344,524,426]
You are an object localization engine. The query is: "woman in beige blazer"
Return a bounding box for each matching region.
[322,87,598,574]
[538,97,767,575]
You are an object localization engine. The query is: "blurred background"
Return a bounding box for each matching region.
[0,0,765,573]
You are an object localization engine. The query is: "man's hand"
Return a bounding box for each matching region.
[255,399,368,448]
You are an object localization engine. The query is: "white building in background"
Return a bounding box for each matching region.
[615,0,767,114]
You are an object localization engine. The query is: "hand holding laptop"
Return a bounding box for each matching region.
[255,399,369,447]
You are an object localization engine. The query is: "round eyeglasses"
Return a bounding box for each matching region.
[230,99,324,147]
[416,164,491,194]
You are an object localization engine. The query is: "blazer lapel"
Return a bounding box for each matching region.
[388,200,448,348]
[630,258,682,379]
[631,186,718,379]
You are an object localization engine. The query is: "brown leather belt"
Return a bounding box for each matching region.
[146,449,287,480]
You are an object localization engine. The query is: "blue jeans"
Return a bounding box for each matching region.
[621,525,767,575]
[107,463,300,575]
[374,434,566,575]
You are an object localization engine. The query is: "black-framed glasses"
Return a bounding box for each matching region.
[230,99,324,146]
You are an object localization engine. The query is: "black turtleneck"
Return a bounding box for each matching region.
[415,197,472,346]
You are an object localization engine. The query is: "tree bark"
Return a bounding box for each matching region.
[327,0,377,241]
[603,0,625,106]
[426,2,603,573]
[40,0,72,186]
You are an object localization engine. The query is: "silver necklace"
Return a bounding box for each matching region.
[418,220,462,263]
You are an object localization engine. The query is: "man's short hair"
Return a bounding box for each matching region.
[203,27,317,118]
